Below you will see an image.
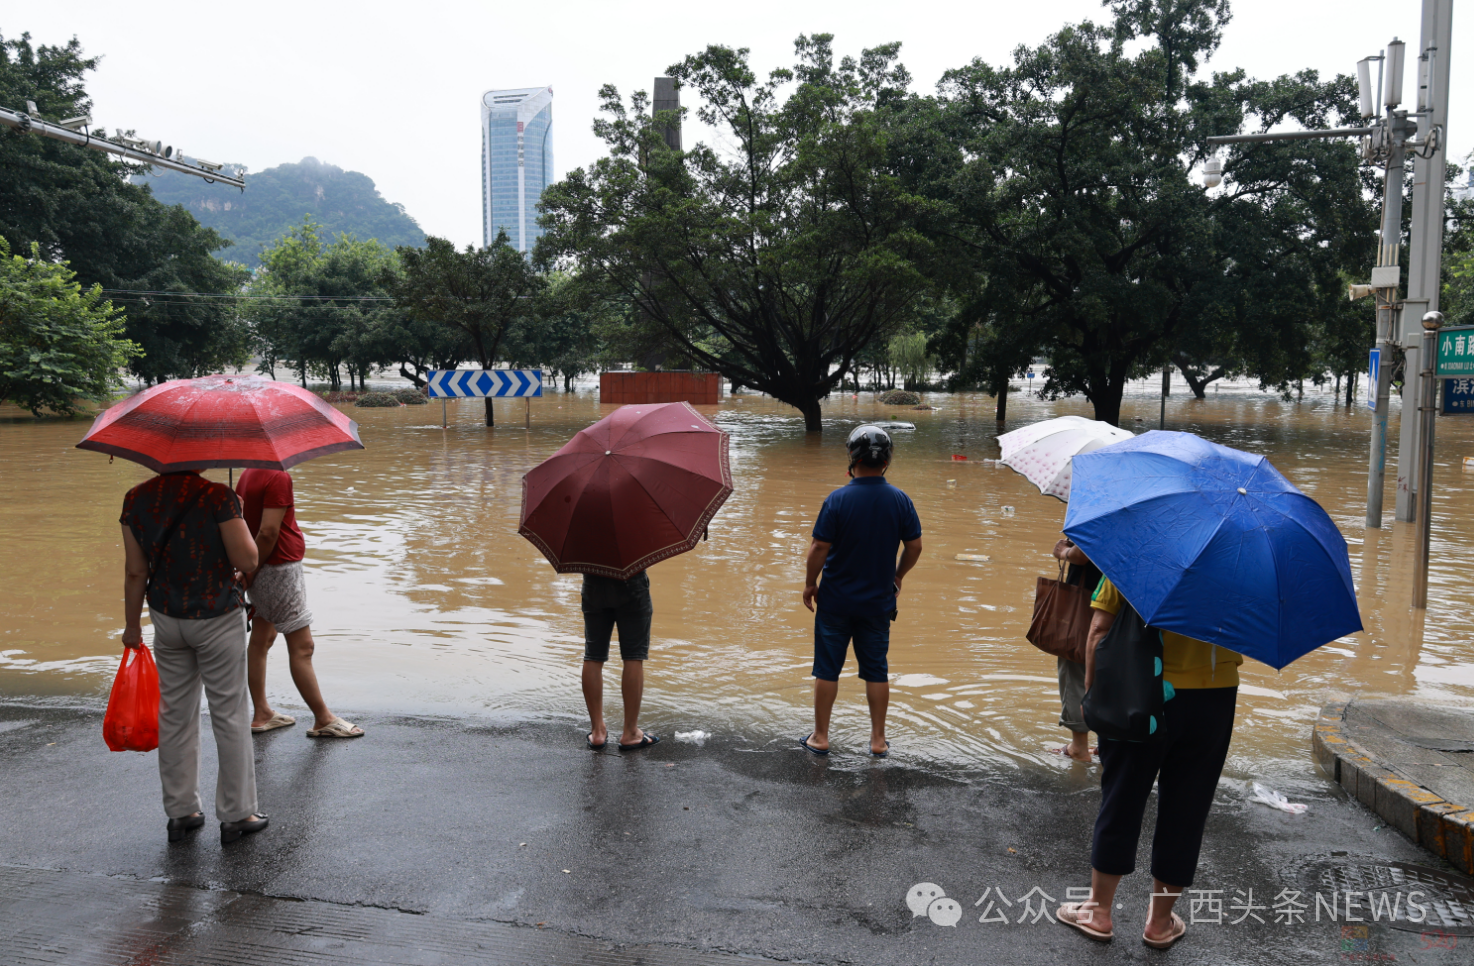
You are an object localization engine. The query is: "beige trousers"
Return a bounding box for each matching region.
[151,608,259,822]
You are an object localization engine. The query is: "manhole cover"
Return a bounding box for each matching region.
[1318,862,1474,934]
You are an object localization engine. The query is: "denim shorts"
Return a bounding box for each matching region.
[812,609,891,683]
[581,571,652,662]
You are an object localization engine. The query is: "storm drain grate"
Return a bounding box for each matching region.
[1319,862,1474,934]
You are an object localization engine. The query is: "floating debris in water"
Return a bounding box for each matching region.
[675,730,711,745]
[955,554,990,563]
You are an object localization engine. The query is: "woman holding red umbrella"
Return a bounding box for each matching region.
[120,469,270,845]
[84,374,364,842]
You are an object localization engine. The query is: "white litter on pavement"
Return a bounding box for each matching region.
[1250,781,1308,814]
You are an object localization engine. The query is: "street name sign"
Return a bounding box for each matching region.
[1442,377,1474,414]
[1435,325,1474,378]
[427,369,542,398]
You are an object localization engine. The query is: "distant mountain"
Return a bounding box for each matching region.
[134,157,427,267]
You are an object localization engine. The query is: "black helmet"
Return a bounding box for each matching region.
[847,424,893,468]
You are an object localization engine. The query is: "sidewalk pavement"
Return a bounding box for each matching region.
[1313,696,1474,874]
[2,700,1471,965]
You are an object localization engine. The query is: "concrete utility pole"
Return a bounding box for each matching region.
[1395,0,1455,525]
[1363,64,1413,531]
[0,104,245,188]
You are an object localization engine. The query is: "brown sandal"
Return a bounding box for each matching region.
[1057,902,1113,941]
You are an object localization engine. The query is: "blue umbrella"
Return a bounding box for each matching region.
[1063,431,1361,669]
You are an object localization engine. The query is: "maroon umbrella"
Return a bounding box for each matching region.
[77,374,363,472]
[519,402,733,579]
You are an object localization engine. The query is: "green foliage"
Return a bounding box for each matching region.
[390,386,427,404]
[386,232,544,425]
[900,0,1374,423]
[251,219,399,391]
[887,330,931,391]
[0,237,140,415]
[505,271,611,391]
[353,391,400,407]
[877,389,920,405]
[135,157,427,268]
[0,30,252,385]
[537,35,935,431]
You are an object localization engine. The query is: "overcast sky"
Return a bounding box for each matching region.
[15,1,1470,248]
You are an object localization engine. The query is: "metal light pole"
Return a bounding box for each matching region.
[1412,311,1444,609]
[0,104,244,188]
[1396,0,1455,525]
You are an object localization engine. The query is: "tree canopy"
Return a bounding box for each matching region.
[386,232,544,425]
[538,35,936,431]
[897,0,1375,423]
[0,29,252,386]
[0,237,139,415]
[250,219,402,392]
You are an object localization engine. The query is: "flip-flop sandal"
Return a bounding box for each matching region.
[618,733,660,751]
[251,713,296,733]
[1143,912,1187,949]
[798,734,829,756]
[587,733,607,751]
[871,741,891,758]
[1057,902,1113,942]
[306,718,364,739]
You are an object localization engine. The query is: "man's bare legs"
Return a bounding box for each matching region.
[1072,870,1183,940]
[808,678,839,752]
[582,659,647,747]
[808,678,888,755]
[1064,729,1093,763]
[248,619,336,731]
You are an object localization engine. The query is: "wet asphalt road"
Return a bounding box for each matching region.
[0,700,1463,965]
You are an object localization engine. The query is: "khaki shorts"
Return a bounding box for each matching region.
[248,561,313,635]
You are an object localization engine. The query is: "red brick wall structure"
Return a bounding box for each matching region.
[599,371,722,405]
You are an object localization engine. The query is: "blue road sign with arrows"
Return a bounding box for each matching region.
[1366,348,1379,410]
[426,369,542,398]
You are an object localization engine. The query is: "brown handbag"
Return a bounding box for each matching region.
[1026,561,1094,664]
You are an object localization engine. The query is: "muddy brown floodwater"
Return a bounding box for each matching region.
[3,379,1473,788]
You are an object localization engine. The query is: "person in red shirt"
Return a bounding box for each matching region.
[236,468,363,739]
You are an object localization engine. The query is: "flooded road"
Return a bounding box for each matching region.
[4,379,1472,785]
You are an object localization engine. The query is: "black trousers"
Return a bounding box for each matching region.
[1091,686,1237,887]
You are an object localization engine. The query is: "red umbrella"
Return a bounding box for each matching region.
[519,402,733,579]
[77,374,364,472]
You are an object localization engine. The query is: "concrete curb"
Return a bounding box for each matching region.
[1313,702,1474,874]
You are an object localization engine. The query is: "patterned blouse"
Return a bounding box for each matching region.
[120,472,244,620]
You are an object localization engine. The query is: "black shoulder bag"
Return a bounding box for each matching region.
[1082,602,1168,744]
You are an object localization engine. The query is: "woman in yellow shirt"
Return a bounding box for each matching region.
[1056,577,1241,950]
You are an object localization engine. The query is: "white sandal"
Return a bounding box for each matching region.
[251,713,296,733]
[306,718,364,739]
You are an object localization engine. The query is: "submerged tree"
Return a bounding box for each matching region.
[386,232,543,425]
[538,35,935,431]
[913,0,1373,424]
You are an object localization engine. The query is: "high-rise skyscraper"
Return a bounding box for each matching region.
[480,86,553,253]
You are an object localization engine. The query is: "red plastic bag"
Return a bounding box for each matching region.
[103,645,160,752]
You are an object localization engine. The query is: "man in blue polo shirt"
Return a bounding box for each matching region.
[800,425,923,757]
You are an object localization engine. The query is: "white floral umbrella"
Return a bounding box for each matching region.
[997,416,1134,502]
